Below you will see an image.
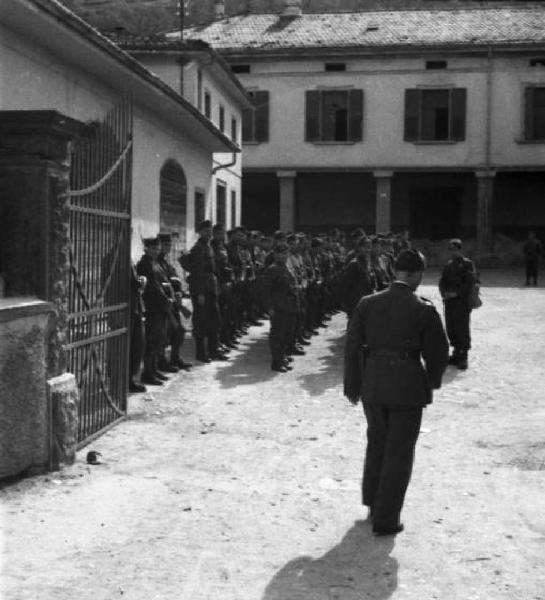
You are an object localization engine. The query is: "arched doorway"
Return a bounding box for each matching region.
[160,159,187,249]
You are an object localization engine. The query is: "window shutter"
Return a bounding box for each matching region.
[525,86,535,141]
[348,89,364,141]
[404,89,420,141]
[305,90,320,142]
[450,88,467,141]
[242,108,254,142]
[255,91,269,142]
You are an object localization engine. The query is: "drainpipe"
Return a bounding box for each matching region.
[212,152,237,175]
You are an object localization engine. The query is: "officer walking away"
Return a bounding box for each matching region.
[344,249,449,536]
[439,238,478,370]
[522,229,542,286]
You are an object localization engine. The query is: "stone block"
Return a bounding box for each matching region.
[48,373,79,470]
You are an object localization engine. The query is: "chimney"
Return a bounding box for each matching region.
[281,0,302,18]
[214,0,225,19]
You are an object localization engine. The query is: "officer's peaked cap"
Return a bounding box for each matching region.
[449,238,463,249]
[157,232,172,242]
[143,236,160,247]
[394,249,426,272]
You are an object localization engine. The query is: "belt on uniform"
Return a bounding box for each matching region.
[365,348,421,360]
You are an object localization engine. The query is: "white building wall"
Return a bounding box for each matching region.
[0,25,216,259]
[235,54,545,170]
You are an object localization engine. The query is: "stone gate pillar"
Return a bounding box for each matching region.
[0,111,86,377]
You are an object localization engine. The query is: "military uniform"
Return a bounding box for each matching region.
[439,253,477,366]
[128,263,146,391]
[523,235,542,286]
[262,256,299,371]
[344,253,449,534]
[339,256,376,318]
[136,247,172,384]
[187,235,222,362]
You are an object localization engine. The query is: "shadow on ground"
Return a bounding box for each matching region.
[262,519,397,600]
[296,331,346,397]
[214,327,277,389]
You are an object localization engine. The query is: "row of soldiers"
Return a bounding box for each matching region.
[129,222,411,388]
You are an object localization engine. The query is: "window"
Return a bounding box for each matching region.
[216,183,227,226]
[305,89,363,142]
[231,190,237,227]
[242,90,269,143]
[194,189,206,230]
[426,60,447,70]
[231,117,238,142]
[204,91,211,119]
[325,63,346,72]
[219,105,225,133]
[404,88,466,142]
[231,64,250,74]
[524,86,545,140]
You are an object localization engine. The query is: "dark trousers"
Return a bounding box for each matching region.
[525,259,539,284]
[362,403,423,529]
[143,312,167,375]
[129,314,145,378]
[444,298,471,352]
[269,310,296,365]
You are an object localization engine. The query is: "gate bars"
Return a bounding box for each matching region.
[66,98,133,444]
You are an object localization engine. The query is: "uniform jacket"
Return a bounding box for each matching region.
[439,256,477,303]
[211,239,234,289]
[344,282,449,407]
[130,263,145,318]
[339,257,376,314]
[188,238,218,296]
[135,254,172,315]
[523,238,542,261]
[261,262,299,314]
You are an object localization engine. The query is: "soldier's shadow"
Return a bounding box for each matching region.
[262,519,398,600]
[214,327,278,388]
[296,331,347,397]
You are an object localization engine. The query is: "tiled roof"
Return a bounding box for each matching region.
[174,5,545,53]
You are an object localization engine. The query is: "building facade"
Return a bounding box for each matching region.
[181,1,545,246]
[116,37,253,240]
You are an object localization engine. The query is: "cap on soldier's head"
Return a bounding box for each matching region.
[311,237,322,249]
[287,233,297,243]
[212,223,225,233]
[394,249,426,273]
[157,232,172,242]
[143,236,160,248]
[449,238,462,250]
[198,219,213,231]
[273,230,286,240]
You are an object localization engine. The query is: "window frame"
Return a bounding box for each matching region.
[404,86,467,144]
[523,84,545,142]
[219,104,225,133]
[305,88,364,144]
[204,90,212,119]
[242,90,270,144]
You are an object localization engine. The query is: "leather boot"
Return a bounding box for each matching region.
[195,338,211,363]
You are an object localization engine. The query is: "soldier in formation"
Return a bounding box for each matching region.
[129,226,420,384]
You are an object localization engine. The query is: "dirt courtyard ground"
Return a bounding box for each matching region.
[1,270,544,600]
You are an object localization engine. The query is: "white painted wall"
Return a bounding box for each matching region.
[234,53,545,170]
[0,24,216,260]
[137,53,244,229]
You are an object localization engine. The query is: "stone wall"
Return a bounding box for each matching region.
[0,300,52,478]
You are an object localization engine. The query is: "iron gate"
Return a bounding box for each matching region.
[66,99,133,445]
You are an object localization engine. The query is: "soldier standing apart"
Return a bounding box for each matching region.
[522,229,542,286]
[128,263,147,393]
[262,242,299,373]
[344,249,449,536]
[188,220,227,363]
[439,238,478,370]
